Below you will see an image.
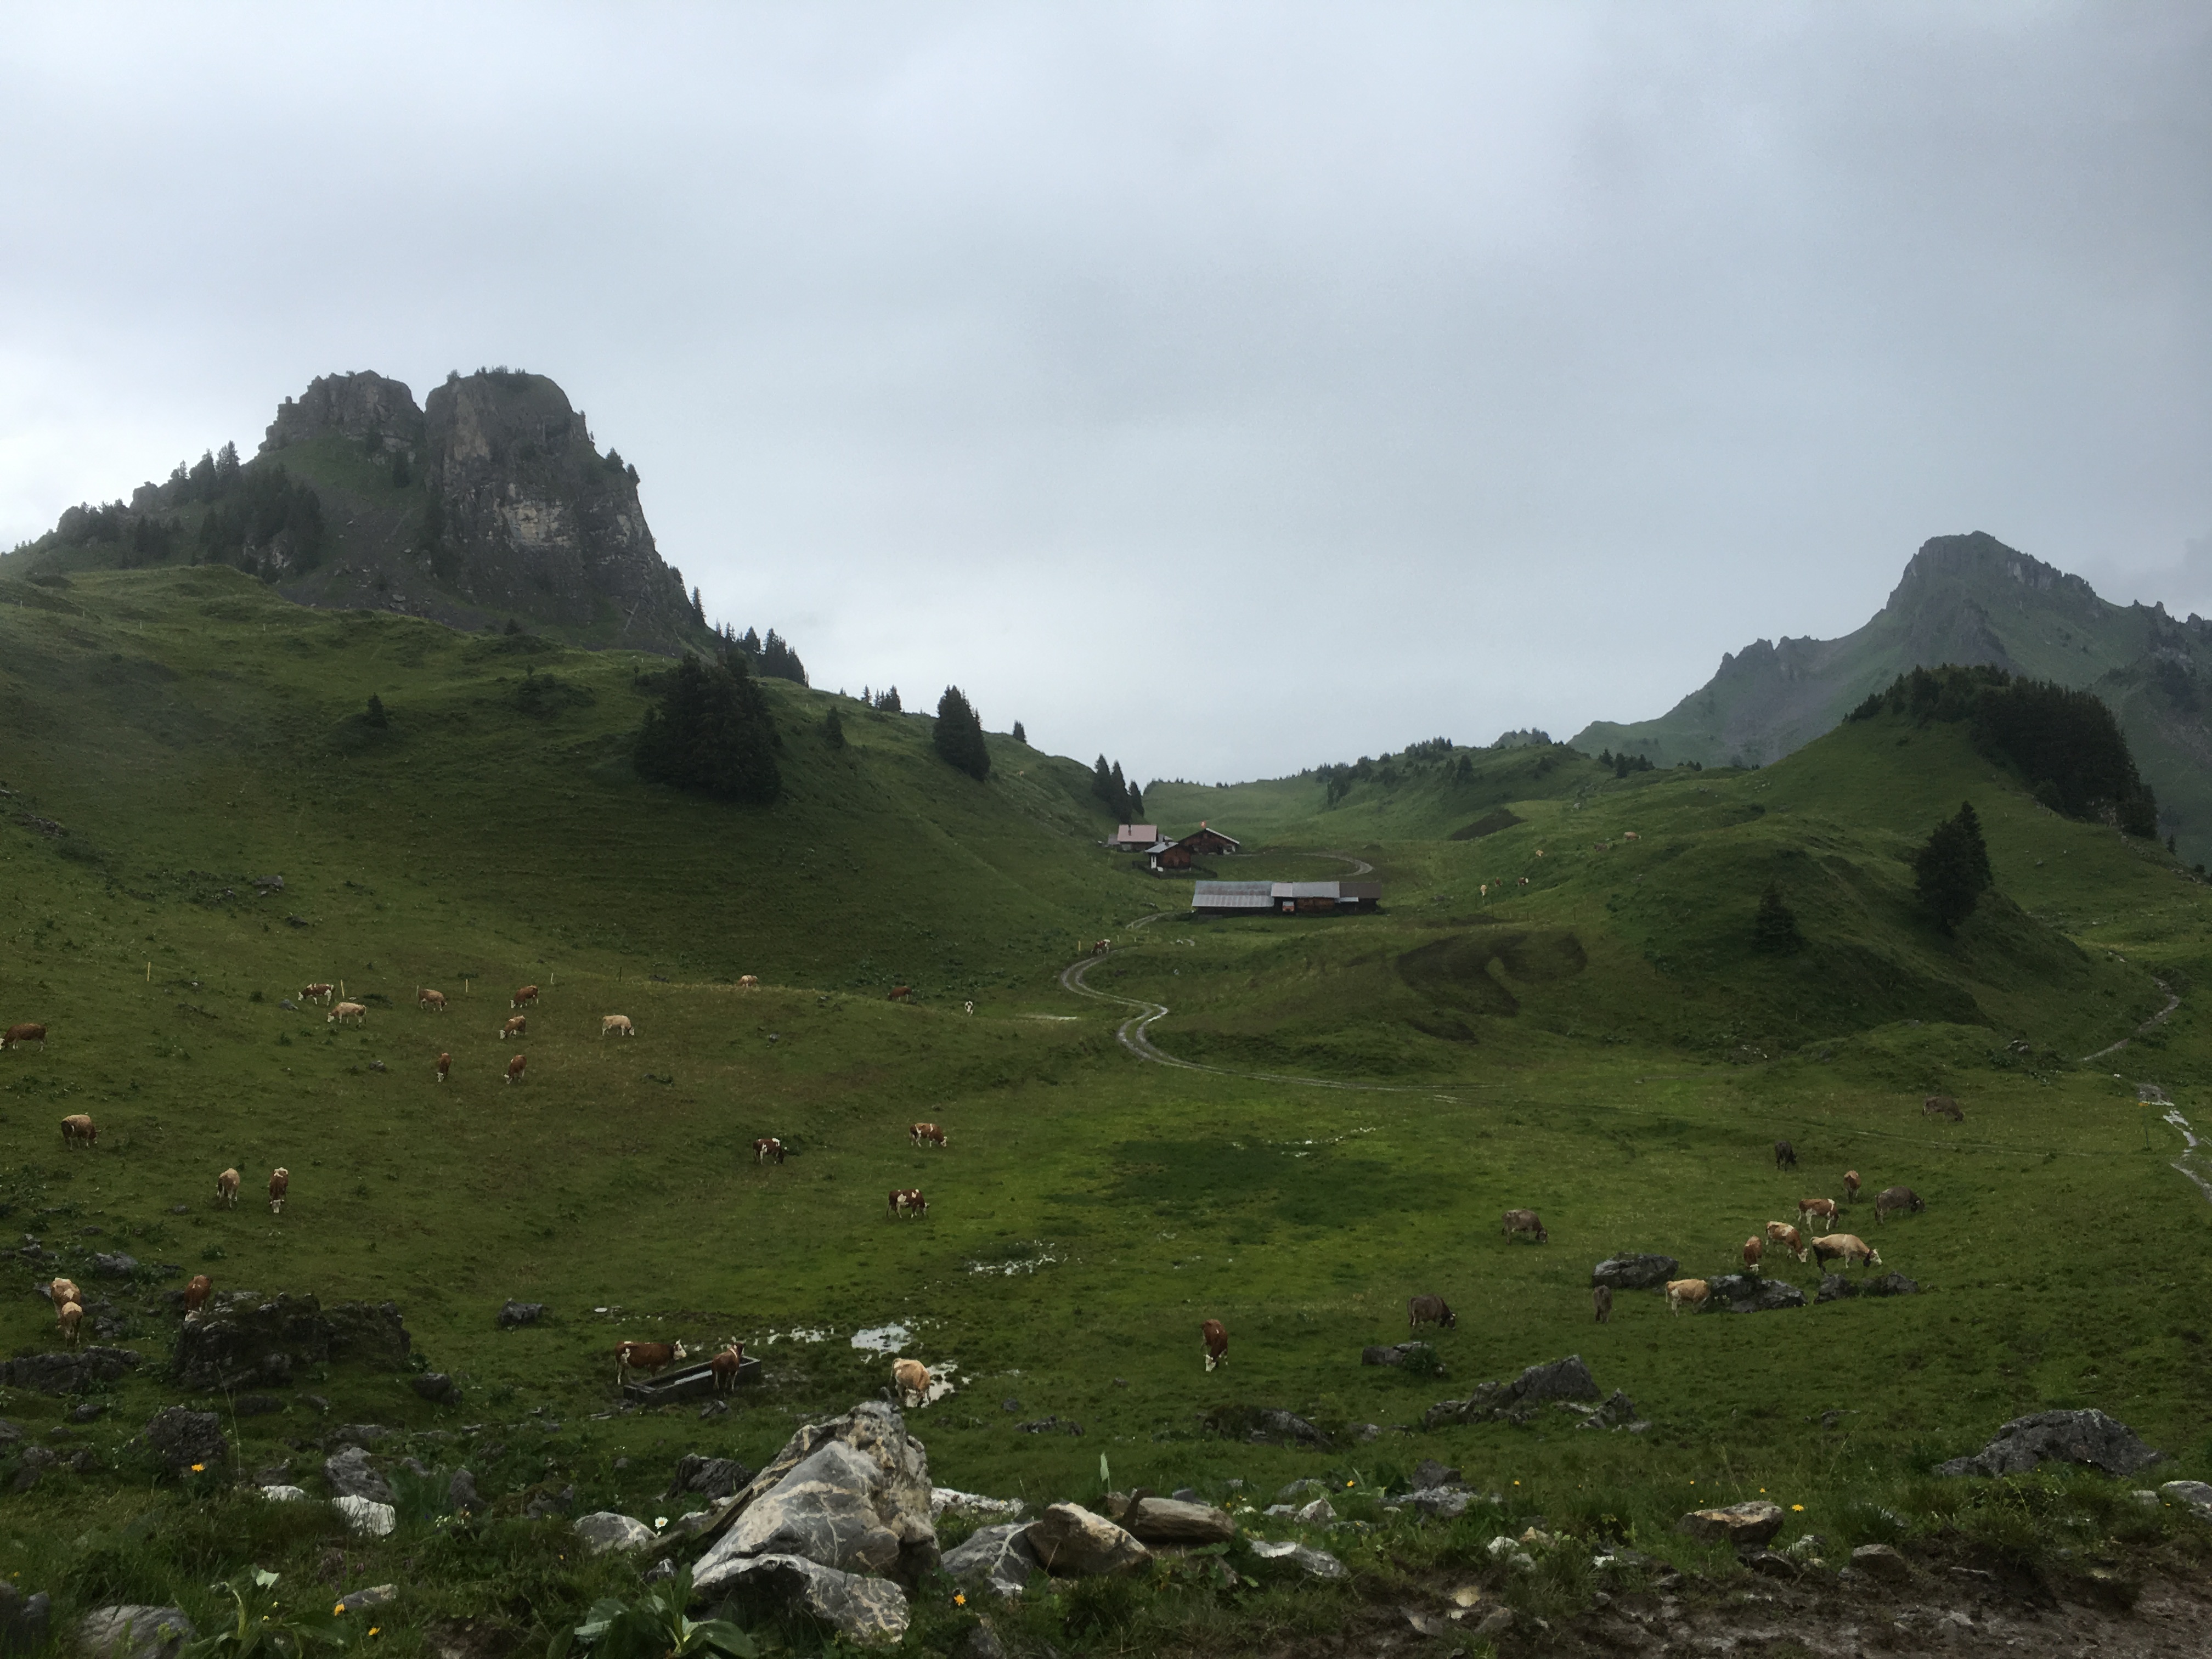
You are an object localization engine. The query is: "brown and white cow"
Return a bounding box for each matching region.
[1923,1095,1964,1121]
[328,1001,366,1027]
[888,986,913,1002]
[1092,939,1111,956]
[1407,1294,1457,1330]
[505,1054,527,1086]
[184,1274,213,1314]
[57,1300,84,1347]
[1844,1170,1861,1204]
[49,1277,80,1310]
[1764,1221,1806,1263]
[3,1022,48,1051]
[753,1137,785,1165]
[435,1052,452,1084]
[615,1340,687,1387]
[1809,1233,1883,1271]
[60,1114,97,1149]
[1502,1208,1549,1244]
[737,975,760,991]
[893,1357,932,1407]
[1742,1236,1764,1271]
[511,985,540,1009]
[1874,1185,1925,1223]
[417,988,448,1012]
[709,1343,746,1394]
[1201,1318,1228,1372]
[1798,1197,1839,1233]
[888,1188,928,1220]
[909,1122,947,1149]
[268,1168,290,1214]
[216,1167,240,1208]
[500,1014,527,1040]
[602,1014,635,1038]
[302,983,335,1006]
[1592,1284,1613,1323]
[1664,1278,1711,1316]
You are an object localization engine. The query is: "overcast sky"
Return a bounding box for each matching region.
[4,3,2208,782]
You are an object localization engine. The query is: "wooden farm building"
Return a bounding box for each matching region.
[1108,823,1160,852]
[1146,822,1243,870]
[1191,879,1379,917]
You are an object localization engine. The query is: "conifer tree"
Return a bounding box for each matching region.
[1011,721,1026,744]
[1914,801,1993,934]
[365,693,388,729]
[822,708,846,749]
[634,654,782,803]
[1752,882,1802,953]
[933,686,990,781]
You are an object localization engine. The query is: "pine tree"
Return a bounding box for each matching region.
[1955,800,1992,889]
[365,693,388,729]
[1011,721,1026,745]
[691,586,705,624]
[1127,781,1144,820]
[215,442,241,492]
[878,685,901,713]
[1914,802,1993,934]
[822,708,846,749]
[1752,882,1802,953]
[933,686,990,781]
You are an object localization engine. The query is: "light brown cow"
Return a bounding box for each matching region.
[435,1052,451,1084]
[1798,1197,1839,1233]
[889,986,913,1002]
[216,1167,240,1208]
[708,1343,746,1394]
[505,1054,527,1086]
[328,1001,366,1027]
[1764,1221,1807,1263]
[893,1357,932,1406]
[417,988,448,1012]
[753,1137,786,1165]
[511,985,540,1009]
[184,1274,213,1314]
[1844,1170,1861,1204]
[302,983,335,1006]
[909,1122,947,1149]
[60,1114,97,1149]
[888,1187,928,1220]
[738,975,760,991]
[615,1340,687,1387]
[268,1168,290,1214]
[1875,1185,1925,1223]
[1592,1284,1613,1323]
[1923,1095,1964,1122]
[500,1014,527,1040]
[3,1022,48,1051]
[1407,1294,1456,1330]
[602,1014,635,1038]
[1622,831,1640,842]
[1502,1208,1549,1244]
[1201,1318,1228,1371]
[57,1300,84,1347]
[1665,1278,1712,1316]
[48,1277,80,1310]
[1742,1236,1764,1271]
[1810,1233,1883,1270]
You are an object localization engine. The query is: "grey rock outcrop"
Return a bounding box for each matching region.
[1850,1543,1914,1582]
[940,1523,1040,1598]
[323,1446,394,1504]
[1937,1409,2167,1479]
[1703,1274,1808,1313]
[703,1555,909,1646]
[2160,1480,2212,1514]
[1247,1538,1348,1580]
[668,1454,754,1501]
[1115,1496,1235,1545]
[332,1497,396,1537]
[1425,1353,1601,1429]
[1674,1500,1785,1547]
[76,1607,193,1659]
[1201,1404,1331,1447]
[144,1408,227,1478]
[574,1513,658,1555]
[1024,1503,1150,1577]
[496,1301,546,1328]
[264,373,426,458]
[1816,1271,1920,1303]
[1592,1254,1679,1291]
[171,1293,410,1391]
[0,1347,140,1395]
[410,1372,460,1406]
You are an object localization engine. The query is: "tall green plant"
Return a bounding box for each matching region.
[184,1571,351,1659]
[549,1567,755,1659]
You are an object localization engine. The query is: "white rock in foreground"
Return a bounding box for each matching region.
[332,1496,396,1537]
[574,1512,658,1555]
[1249,1538,1347,1580]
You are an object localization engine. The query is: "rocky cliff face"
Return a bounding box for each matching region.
[264,372,425,458]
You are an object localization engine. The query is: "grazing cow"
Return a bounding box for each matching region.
[500,1014,527,1040]
[1875,1184,1925,1223]
[1742,1235,1764,1271]
[1201,1318,1228,1372]
[49,1277,80,1310]
[268,1168,290,1214]
[602,1014,635,1038]
[1517,876,1530,887]
[1764,1221,1807,1263]
[59,1114,97,1149]
[888,1188,928,1220]
[302,984,335,1006]
[910,1122,947,1149]
[1480,884,1488,898]
[1774,1139,1798,1171]
[57,1301,84,1347]
[1407,1294,1457,1330]
[893,1357,932,1407]
[328,1001,366,1027]
[3,1022,48,1051]
[709,1342,746,1394]
[417,988,448,1012]
[1592,1284,1613,1323]
[1798,1197,1839,1233]
[505,1054,527,1086]
[1810,1233,1882,1271]
[1092,939,1111,956]
[614,1340,687,1387]
[889,986,913,1002]
[753,1137,785,1165]
[435,1052,451,1084]
[1664,1278,1711,1317]
[216,1167,240,1208]
[964,1001,974,1015]
[1622,831,1640,842]
[1502,1208,1549,1244]
[511,985,540,1009]
[1844,1170,1861,1204]
[738,975,760,991]
[1923,1095,1964,1122]
[184,1274,213,1314]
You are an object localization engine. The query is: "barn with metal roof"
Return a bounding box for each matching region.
[1190,878,1380,916]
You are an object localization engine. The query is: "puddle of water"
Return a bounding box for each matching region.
[965,1244,1061,1277]
[850,1323,912,1352]
[761,1327,833,1346]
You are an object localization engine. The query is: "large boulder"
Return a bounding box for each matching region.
[171,1294,409,1392]
[1025,1504,1150,1577]
[1592,1254,1679,1291]
[1114,1496,1235,1545]
[323,1446,394,1504]
[0,1348,140,1395]
[144,1408,227,1479]
[940,1523,1040,1598]
[574,1513,657,1555]
[1937,1410,2167,1479]
[332,1497,396,1537]
[496,1301,546,1328]
[702,1555,909,1646]
[1674,1500,1785,1547]
[1702,1275,1808,1314]
[1425,1354,1601,1428]
[1200,1405,1331,1447]
[1817,1272,1920,1303]
[76,1608,193,1659]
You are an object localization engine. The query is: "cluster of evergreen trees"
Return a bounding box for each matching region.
[708,624,808,685]
[1091,757,1143,821]
[861,686,902,712]
[1596,748,1656,777]
[933,687,990,781]
[633,653,782,804]
[194,464,327,579]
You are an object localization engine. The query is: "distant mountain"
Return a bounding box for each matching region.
[1572,531,2212,862]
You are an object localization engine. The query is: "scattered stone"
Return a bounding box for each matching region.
[1674,1500,1785,1547]
[929,1487,1025,1521]
[1294,1497,1336,1526]
[1852,1543,1913,1582]
[941,1522,1040,1598]
[0,1421,19,1444]
[76,1607,193,1659]
[332,1496,397,1537]
[1249,1538,1347,1581]
[1361,1341,1440,1369]
[0,1582,52,1657]
[1203,1405,1331,1447]
[261,1485,308,1503]
[668,1454,754,1502]
[2160,1480,2212,1514]
[92,1252,140,1279]
[704,1554,910,1645]
[1115,1496,1234,1545]
[950,1622,1005,1659]
[1864,1272,1920,1297]
[411,1372,460,1406]
[522,1485,574,1520]
[1702,1274,1808,1314]
[169,1292,410,1392]
[144,1408,227,1479]
[1012,1415,1082,1436]
[641,1558,678,1585]
[1470,1607,1514,1641]
[0,1347,140,1395]
[1402,1606,1453,1637]
[326,1424,393,1448]
[1569,1389,1649,1432]
[1425,1353,1601,1428]
[574,1513,657,1555]
[334,1587,397,1614]
[70,1402,106,1424]
[323,1446,393,1504]
[496,1301,545,1328]
[1936,1409,2167,1479]
[1023,1502,1151,1577]
[1402,1487,1473,1520]
[1355,1423,1382,1442]
[1745,1551,1798,1579]
[1592,1254,1679,1291]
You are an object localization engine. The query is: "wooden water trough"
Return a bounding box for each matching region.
[622,1353,763,1404]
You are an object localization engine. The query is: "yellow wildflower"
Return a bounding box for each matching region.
[953,1594,967,1607]
[1791,1504,1805,1513]
[191,1463,205,1472]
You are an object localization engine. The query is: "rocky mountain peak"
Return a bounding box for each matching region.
[263,371,425,459]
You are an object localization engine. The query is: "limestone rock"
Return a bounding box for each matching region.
[1674,1500,1785,1547]
[170,1293,409,1392]
[259,1485,308,1503]
[1426,1353,1602,1428]
[448,1469,481,1513]
[1402,1488,1472,1520]
[574,1513,657,1555]
[2160,1480,2212,1514]
[91,1252,140,1279]
[1592,1253,1680,1291]
[1936,1409,2167,1479]
[1118,1497,1234,1545]
[1201,1405,1331,1447]
[940,1522,1040,1597]
[332,1587,397,1615]
[1703,1274,1808,1313]
[1023,1503,1151,1577]
[410,1373,460,1406]
[323,1446,393,1504]
[332,1496,396,1537]
[702,1554,910,1645]
[1248,1538,1347,1580]
[264,373,426,456]
[496,1301,546,1328]
[1850,1543,1913,1582]
[0,1347,140,1395]
[668,1454,755,1502]
[144,1408,227,1479]
[929,1487,1025,1522]
[1361,1341,1439,1369]
[76,1607,193,1659]
[1294,1498,1336,1526]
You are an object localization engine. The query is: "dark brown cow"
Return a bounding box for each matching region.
[909,1122,947,1149]
[888,1188,928,1220]
[184,1274,213,1313]
[1923,1095,1964,1122]
[709,1343,746,1394]
[1874,1184,1925,1223]
[615,1340,687,1387]
[1502,1208,1548,1244]
[1201,1318,1228,1372]
[889,986,914,1002]
[1092,939,1111,956]
[1407,1294,1456,1330]
[3,1022,49,1051]
[511,985,540,1009]
[1774,1139,1798,1171]
[59,1113,96,1148]
[1592,1284,1613,1323]
[268,1167,289,1214]
[435,1052,452,1084]
[505,1054,527,1085]
[753,1137,785,1165]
